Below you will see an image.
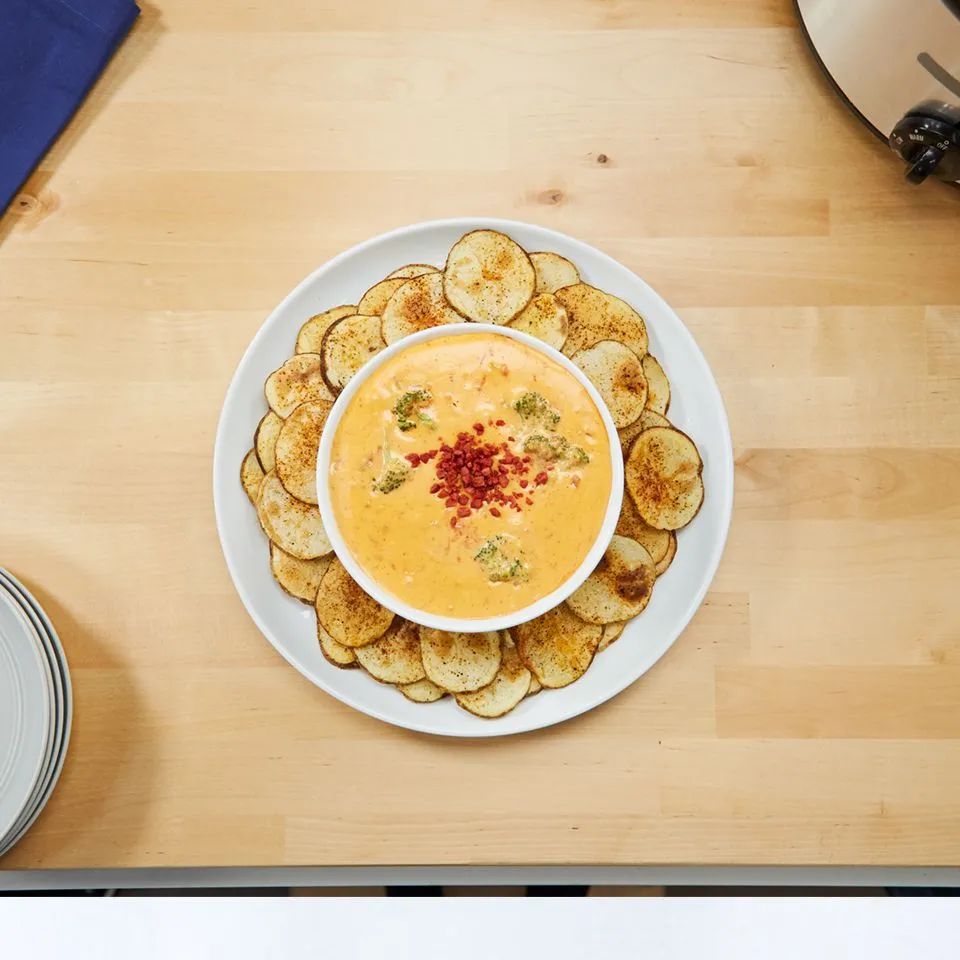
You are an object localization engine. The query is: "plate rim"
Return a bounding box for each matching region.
[213,216,734,738]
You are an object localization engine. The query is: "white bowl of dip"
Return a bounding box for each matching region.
[315,323,624,634]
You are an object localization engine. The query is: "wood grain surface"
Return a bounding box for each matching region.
[1,0,959,870]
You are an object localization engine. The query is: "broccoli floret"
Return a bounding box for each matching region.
[523,434,590,466]
[394,389,434,431]
[568,445,590,465]
[474,535,529,583]
[513,391,560,428]
[373,457,411,494]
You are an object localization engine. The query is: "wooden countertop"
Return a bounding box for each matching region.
[2,0,960,871]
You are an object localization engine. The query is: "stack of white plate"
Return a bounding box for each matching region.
[0,568,72,857]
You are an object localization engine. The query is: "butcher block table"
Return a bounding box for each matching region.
[2,0,960,881]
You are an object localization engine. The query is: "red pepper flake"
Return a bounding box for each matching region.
[490,507,501,517]
[429,482,441,494]
[535,471,548,485]
[457,505,470,518]
[450,516,458,528]
[473,422,485,434]
[519,479,529,489]
[495,419,506,426]
[406,453,420,465]
[526,496,534,505]
[508,436,516,442]
[445,497,457,508]
[471,498,482,510]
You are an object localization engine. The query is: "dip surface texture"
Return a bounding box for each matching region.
[329,333,612,618]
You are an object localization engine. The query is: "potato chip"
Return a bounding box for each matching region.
[265,354,334,415]
[387,264,438,280]
[566,535,657,624]
[555,283,648,358]
[318,622,357,668]
[240,449,264,504]
[355,619,426,684]
[255,411,284,473]
[642,354,670,415]
[656,532,677,576]
[529,251,580,294]
[357,278,409,316]
[274,400,331,504]
[320,314,385,394]
[257,471,332,560]
[572,340,647,428]
[399,678,447,703]
[526,674,542,697]
[598,619,627,652]
[296,305,357,355]
[512,604,601,688]
[508,293,568,351]
[315,558,395,647]
[418,627,501,693]
[270,543,330,603]
[625,427,704,530]
[443,229,535,325]
[455,636,531,718]
[615,490,671,564]
[381,272,462,344]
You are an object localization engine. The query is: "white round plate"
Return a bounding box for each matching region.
[213,218,733,737]
[0,570,71,856]
[0,584,51,842]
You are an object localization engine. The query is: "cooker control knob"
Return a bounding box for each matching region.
[889,101,960,185]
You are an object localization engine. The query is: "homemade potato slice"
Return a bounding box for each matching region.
[265,354,334,415]
[656,532,678,576]
[455,637,531,718]
[625,427,704,530]
[270,543,330,603]
[642,354,670,415]
[572,340,648,428]
[443,229,535,325]
[526,674,542,697]
[315,558,395,647]
[257,471,332,560]
[381,272,461,344]
[355,619,426,685]
[320,314,385,394]
[386,264,438,280]
[530,251,580,294]
[640,408,671,430]
[255,410,284,473]
[513,604,601,688]
[240,449,264,504]
[508,293,568,351]
[618,408,671,456]
[399,678,447,703]
[418,627,501,693]
[598,620,627,652]
[357,277,409,316]
[274,399,332,504]
[615,490,671,564]
[318,622,357,668]
[296,305,357,355]
[555,283,648,359]
[567,535,657,624]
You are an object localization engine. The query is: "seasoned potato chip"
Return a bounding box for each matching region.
[318,622,357,668]
[418,627,501,693]
[572,340,648,428]
[320,314,385,394]
[615,490,671,564]
[296,305,357,355]
[265,354,334,415]
[455,637,531,718]
[355,619,426,685]
[315,558,395,647]
[625,427,704,530]
[274,399,332,504]
[567,535,657,624]
[640,408,672,430]
[400,677,447,703]
[270,543,330,602]
[257,471,332,560]
[555,283,648,359]
[443,229,535,325]
[530,251,580,294]
[255,411,284,473]
[656,532,677,576]
[508,293,568,351]
[598,620,627,652]
[642,354,670,415]
[526,674,542,697]
[357,278,409,316]
[240,449,264,504]
[386,264,438,280]
[381,272,461,344]
[513,604,601,688]
[618,408,672,456]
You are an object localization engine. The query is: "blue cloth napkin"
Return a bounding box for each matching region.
[0,0,139,212]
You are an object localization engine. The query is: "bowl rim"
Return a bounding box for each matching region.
[315,322,624,633]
